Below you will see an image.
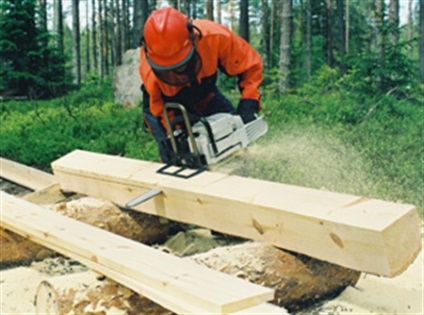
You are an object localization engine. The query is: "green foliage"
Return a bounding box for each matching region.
[343,44,418,96]
[0,0,71,98]
[0,79,157,171]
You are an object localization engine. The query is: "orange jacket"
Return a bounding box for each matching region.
[139,19,263,125]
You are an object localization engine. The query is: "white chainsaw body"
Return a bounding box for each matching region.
[190,113,268,165]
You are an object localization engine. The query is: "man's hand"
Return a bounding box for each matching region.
[237,99,260,124]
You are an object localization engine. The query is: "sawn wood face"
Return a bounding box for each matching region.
[51,150,422,277]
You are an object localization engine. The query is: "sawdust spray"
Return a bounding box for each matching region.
[211,125,376,197]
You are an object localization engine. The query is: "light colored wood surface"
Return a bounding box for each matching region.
[51,150,422,277]
[1,157,57,191]
[1,192,274,314]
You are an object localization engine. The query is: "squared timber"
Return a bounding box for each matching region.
[51,150,422,277]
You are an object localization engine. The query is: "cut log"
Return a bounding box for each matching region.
[189,242,361,311]
[1,192,276,314]
[0,197,169,263]
[35,271,174,315]
[54,197,169,245]
[51,150,422,277]
[0,228,54,263]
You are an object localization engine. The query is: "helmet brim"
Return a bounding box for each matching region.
[146,45,195,72]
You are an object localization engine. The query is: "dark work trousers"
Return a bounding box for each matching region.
[142,85,235,164]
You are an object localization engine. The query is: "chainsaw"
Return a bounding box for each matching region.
[157,103,268,178]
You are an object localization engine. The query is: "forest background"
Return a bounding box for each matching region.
[0,0,423,217]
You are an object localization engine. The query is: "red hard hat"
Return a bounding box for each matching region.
[143,7,194,71]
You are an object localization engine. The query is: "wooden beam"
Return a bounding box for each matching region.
[0,157,57,191]
[51,150,422,277]
[1,192,274,314]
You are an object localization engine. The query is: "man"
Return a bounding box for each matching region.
[139,7,263,163]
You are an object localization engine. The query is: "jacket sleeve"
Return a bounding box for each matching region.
[139,50,170,128]
[216,26,263,107]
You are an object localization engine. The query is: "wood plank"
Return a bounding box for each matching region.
[0,157,57,191]
[64,253,286,315]
[51,150,422,277]
[0,192,274,314]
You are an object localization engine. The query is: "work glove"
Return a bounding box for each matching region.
[237,99,259,124]
[158,137,173,164]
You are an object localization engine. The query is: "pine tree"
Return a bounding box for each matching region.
[0,0,71,97]
[0,0,39,94]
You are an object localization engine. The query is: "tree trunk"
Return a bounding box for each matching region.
[0,197,169,264]
[110,0,116,68]
[326,0,334,67]
[92,0,98,72]
[375,0,385,87]
[345,0,349,54]
[420,0,424,83]
[191,242,360,311]
[102,0,109,76]
[115,0,122,64]
[269,0,275,68]
[85,0,91,74]
[38,0,47,36]
[216,0,221,24]
[35,271,173,315]
[98,0,104,78]
[239,0,249,42]
[123,0,131,51]
[336,0,346,74]
[279,0,292,93]
[305,0,312,77]
[389,0,399,45]
[191,0,197,19]
[72,0,81,85]
[261,0,270,68]
[53,0,64,56]
[206,0,213,21]
[407,0,413,53]
[133,0,146,49]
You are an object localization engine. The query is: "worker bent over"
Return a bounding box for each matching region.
[139,7,263,163]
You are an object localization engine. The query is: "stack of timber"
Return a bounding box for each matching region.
[1,157,352,313]
[1,192,283,314]
[51,150,422,277]
[0,157,169,263]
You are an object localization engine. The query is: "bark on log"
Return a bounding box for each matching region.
[1,197,169,263]
[0,228,54,263]
[35,271,173,315]
[35,241,360,314]
[54,197,169,244]
[189,242,361,311]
